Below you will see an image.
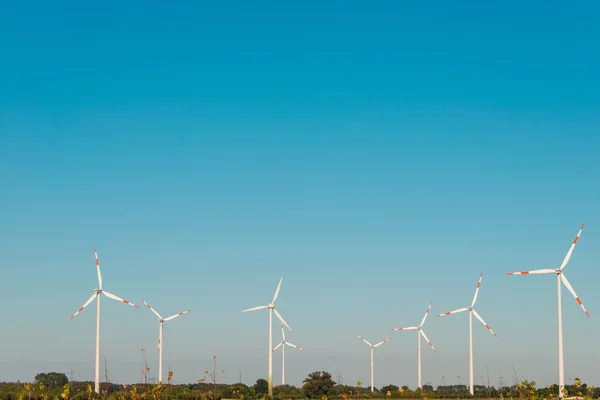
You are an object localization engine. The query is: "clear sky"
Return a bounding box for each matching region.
[1,0,599,390]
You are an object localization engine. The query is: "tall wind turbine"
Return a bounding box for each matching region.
[242,276,291,396]
[436,273,497,396]
[70,247,140,394]
[507,224,590,398]
[356,335,391,393]
[141,299,191,384]
[272,322,304,385]
[391,302,436,389]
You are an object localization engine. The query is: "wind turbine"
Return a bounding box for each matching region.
[356,335,391,393]
[272,322,304,385]
[391,302,436,389]
[70,247,139,394]
[141,299,191,384]
[436,273,497,396]
[507,224,590,398]
[242,276,291,396]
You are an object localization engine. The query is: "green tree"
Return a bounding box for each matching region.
[381,385,399,393]
[254,379,268,396]
[34,372,68,388]
[302,371,336,398]
[274,384,304,399]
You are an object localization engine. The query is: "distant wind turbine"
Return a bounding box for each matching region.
[507,224,590,398]
[356,335,391,393]
[242,277,291,396]
[70,247,139,394]
[436,273,497,396]
[391,302,436,389]
[272,322,304,385]
[141,299,191,384]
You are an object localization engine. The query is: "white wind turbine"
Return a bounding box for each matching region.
[507,224,590,398]
[70,247,140,394]
[436,273,497,396]
[391,302,436,389]
[141,299,191,384]
[242,276,291,396]
[356,335,391,393]
[272,322,304,385]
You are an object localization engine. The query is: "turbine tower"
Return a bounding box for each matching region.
[356,335,391,393]
[391,302,436,389]
[272,322,304,385]
[507,224,590,398]
[436,273,497,396]
[70,247,139,393]
[141,299,191,384]
[242,276,291,396]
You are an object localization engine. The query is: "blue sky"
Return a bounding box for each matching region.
[1,0,599,389]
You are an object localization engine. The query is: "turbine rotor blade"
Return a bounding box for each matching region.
[102,291,140,308]
[94,247,103,290]
[142,299,163,320]
[280,322,286,341]
[472,309,497,338]
[272,342,283,352]
[241,305,268,312]
[272,276,283,304]
[436,307,469,317]
[164,309,191,321]
[70,293,98,320]
[273,308,291,331]
[471,273,483,308]
[373,338,391,348]
[560,224,584,270]
[420,301,433,327]
[285,342,304,351]
[356,334,372,347]
[506,269,555,275]
[420,330,436,352]
[561,274,590,318]
[391,326,418,331]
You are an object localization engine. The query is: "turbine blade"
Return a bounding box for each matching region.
[141,299,163,320]
[391,326,418,331]
[471,273,483,308]
[559,224,584,270]
[272,342,283,352]
[272,276,283,304]
[281,322,286,341]
[285,342,304,351]
[506,269,555,275]
[356,334,373,347]
[420,330,436,352]
[164,309,191,321]
[241,305,268,312]
[70,293,98,320]
[273,308,291,331]
[436,307,469,317]
[561,274,590,318]
[102,291,140,308]
[419,301,433,327]
[94,247,103,290]
[472,309,497,338]
[373,338,391,348]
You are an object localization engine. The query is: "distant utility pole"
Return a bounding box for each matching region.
[498,373,505,388]
[239,368,242,384]
[337,371,344,385]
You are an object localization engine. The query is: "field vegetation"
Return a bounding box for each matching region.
[1,369,597,400]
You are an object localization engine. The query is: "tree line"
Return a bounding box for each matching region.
[0,371,597,400]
